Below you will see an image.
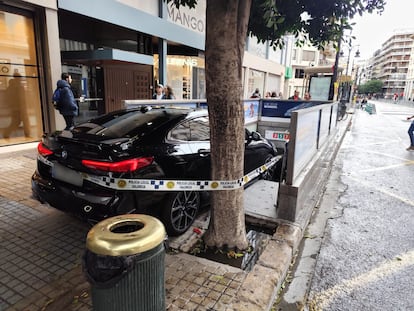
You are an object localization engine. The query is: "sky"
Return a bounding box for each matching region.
[350,0,414,59]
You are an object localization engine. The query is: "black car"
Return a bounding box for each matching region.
[32,106,283,235]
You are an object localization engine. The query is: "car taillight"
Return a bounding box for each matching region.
[81,157,154,173]
[37,142,53,156]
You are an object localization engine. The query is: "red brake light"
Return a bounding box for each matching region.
[38,142,53,156]
[81,157,154,173]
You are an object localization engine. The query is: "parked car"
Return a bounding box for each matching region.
[32,106,284,235]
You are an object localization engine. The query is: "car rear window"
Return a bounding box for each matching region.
[79,109,177,138]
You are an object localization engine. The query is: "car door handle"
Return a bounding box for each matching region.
[198,149,210,157]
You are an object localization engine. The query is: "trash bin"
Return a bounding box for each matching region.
[83,214,166,311]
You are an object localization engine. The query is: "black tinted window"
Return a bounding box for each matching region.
[170,116,210,141]
[170,122,190,141]
[77,110,173,138]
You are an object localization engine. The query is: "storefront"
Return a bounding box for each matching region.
[0,0,287,147]
[0,5,44,145]
[154,54,205,99]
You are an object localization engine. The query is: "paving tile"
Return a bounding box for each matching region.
[0,153,282,311]
[6,297,26,310]
[19,286,35,299]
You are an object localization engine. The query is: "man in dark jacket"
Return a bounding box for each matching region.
[56,73,78,130]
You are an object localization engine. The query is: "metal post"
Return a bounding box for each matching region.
[328,36,342,101]
[345,48,351,77]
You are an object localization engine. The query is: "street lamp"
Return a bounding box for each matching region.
[328,35,343,101]
[328,29,360,101]
[340,45,360,76]
[337,39,360,102]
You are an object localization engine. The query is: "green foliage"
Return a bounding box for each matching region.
[166,0,385,49]
[358,79,383,94]
[249,0,385,49]
[167,0,197,9]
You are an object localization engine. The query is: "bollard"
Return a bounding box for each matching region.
[83,214,166,311]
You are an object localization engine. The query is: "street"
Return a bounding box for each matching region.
[2,100,413,311]
[305,100,414,310]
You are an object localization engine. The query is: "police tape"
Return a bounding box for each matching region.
[39,155,281,191]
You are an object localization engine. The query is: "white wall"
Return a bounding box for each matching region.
[44,5,65,130]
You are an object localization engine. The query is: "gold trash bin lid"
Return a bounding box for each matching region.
[86,214,166,256]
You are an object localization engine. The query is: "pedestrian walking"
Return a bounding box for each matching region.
[406,114,414,151]
[54,73,78,130]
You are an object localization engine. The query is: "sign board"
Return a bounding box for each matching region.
[265,130,290,141]
[309,76,331,100]
[261,100,319,118]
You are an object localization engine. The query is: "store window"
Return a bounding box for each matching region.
[267,74,281,94]
[0,9,43,145]
[247,69,264,97]
[154,54,205,99]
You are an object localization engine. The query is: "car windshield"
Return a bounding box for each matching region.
[76,109,178,139]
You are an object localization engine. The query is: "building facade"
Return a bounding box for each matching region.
[369,29,414,99]
[287,38,321,99]
[405,34,414,100]
[0,0,287,147]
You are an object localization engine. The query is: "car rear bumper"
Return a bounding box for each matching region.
[31,171,162,222]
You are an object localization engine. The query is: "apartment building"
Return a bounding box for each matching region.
[287,38,321,98]
[405,34,414,100]
[369,29,414,98]
[0,0,287,147]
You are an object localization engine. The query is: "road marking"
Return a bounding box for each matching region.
[346,174,414,207]
[342,145,412,162]
[308,250,414,310]
[342,140,398,147]
[358,161,414,173]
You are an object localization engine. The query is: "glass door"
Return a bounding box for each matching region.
[0,9,43,145]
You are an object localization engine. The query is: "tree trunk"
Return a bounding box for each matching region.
[203,0,252,250]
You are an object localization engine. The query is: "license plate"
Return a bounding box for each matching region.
[52,163,83,187]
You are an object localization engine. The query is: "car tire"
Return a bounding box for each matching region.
[161,191,200,236]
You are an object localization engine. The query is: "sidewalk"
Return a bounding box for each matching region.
[0,115,348,311]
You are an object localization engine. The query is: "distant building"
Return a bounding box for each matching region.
[405,34,414,100]
[287,35,321,98]
[369,29,414,98]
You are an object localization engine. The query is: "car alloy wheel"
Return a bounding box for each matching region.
[161,191,200,236]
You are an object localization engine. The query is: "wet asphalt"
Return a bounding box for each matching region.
[277,100,414,310]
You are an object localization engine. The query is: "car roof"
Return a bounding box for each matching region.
[126,106,206,117]
[126,106,208,121]
[71,106,208,141]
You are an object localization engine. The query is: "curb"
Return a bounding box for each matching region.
[233,223,303,310]
[273,113,352,310]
